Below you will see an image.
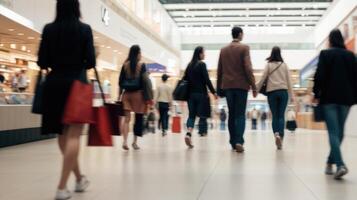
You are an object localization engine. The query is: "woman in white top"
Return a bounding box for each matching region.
[257,46,294,150]
[156,74,172,136]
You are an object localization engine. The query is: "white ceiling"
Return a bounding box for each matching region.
[162,1,333,28]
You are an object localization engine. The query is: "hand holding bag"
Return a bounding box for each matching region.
[62,71,94,124]
[32,70,47,114]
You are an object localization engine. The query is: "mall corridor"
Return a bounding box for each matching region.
[1,130,357,200]
[1,0,357,200]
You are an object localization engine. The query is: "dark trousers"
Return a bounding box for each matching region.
[187,93,208,129]
[134,113,144,137]
[158,102,169,131]
[252,119,257,130]
[198,118,208,135]
[323,104,350,167]
[267,90,288,138]
[225,89,248,148]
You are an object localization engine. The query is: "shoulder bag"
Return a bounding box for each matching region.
[259,62,283,96]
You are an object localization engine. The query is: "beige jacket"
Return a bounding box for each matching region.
[156,82,172,103]
[257,62,293,97]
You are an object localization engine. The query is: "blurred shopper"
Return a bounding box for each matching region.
[183,46,217,148]
[286,108,297,133]
[11,73,19,92]
[251,108,259,130]
[146,107,156,134]
[119,45,149,151]
[257,46,294,150]
[260,111,267,130]
[18,70,28,92]
[313,29,357,179]
[37,0,95,199]
[220,108,227,131]
[0,72,4,92]
[156,74,172,136]
[217,27,257,153]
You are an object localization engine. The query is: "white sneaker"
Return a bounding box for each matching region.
[325,164,334,175]
[75,176,90,193]
[55,189,71,200]
[334,166,349,180]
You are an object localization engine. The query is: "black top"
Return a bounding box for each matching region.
[37,21,96,70]
[118,63,147,93]
[313,48,357,106]
[183,61,216,94]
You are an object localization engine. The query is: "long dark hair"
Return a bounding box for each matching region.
[329,29,346,49]
[126,45,141,75]
[188,46,204,67]
[55,0,81,22]
[266,46,284,63]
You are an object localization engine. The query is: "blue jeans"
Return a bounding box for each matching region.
[225,89,248,148]
[267,90,289,138]
[187,93,207,130]
[323,104,350,167]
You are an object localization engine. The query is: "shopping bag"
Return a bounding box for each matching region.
[32,71,46,114]
[62,80,94,124]
[105,101,124,136]
[88,107,113,146]
[313,105,324,122]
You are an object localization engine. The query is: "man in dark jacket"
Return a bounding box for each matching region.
[217,27,257,153]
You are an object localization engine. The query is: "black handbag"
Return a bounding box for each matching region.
[259,62,283,96]
[173,79,189,101]
[313,105,325,122]
[32,70,46,114]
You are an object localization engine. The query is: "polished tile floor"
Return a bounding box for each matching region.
[1,129,357,200]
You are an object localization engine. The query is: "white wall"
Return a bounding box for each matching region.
[7,0,180,69]
[314,0,357,47]
[181,50,316,70]
[180,27,317,70]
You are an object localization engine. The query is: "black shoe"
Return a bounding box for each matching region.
[185,133,194,149]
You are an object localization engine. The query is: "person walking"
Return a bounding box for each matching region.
[219,108,227,131]
[257,46,294,150]
[286,108,297,133]
[260,111,267,130]
[313,29,357,179]
[37,0,95,199]
[156,74,172,136]
[251,108,259,130]
[217,27,257,153]
[183,46,217,148]
[119,45,150,151]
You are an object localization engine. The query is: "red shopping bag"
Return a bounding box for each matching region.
[88,107,113,146]
[62,80,94,124]
[172,116,181,133]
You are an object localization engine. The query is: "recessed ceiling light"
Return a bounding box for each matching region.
[113,50,118,53]
[8,29,15,31]
[28,36,35,40]
[10,44,16,49]
[27,50,31,53]
[106,46,111,49]
[21,46,27,51]
[101,45,105,48]
[94,36,99,39]
[118,52,122,55]
[0,44,3,47]
[17,33,24,36]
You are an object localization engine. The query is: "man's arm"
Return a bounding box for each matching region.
[217,51,224,96]
[243,46,257,91]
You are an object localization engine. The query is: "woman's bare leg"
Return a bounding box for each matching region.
[121,112,130,147]
[58,124,83,190]
[58,132,81,182]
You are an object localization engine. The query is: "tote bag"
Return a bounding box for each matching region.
[32,70,46,114]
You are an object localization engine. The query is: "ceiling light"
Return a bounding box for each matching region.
[101,45,105,48]
[113,50,118,53]
[185,8,189,11]
[27,36,35,40]
[10,44,16,49]
[8,29,15,31]
[21,46,27,51]
[118,52,122,55]
[17,33,24,36]
[94,36,99,39]
[27,50,31,53]
[106,46,111,49]
[0,44,3,47]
